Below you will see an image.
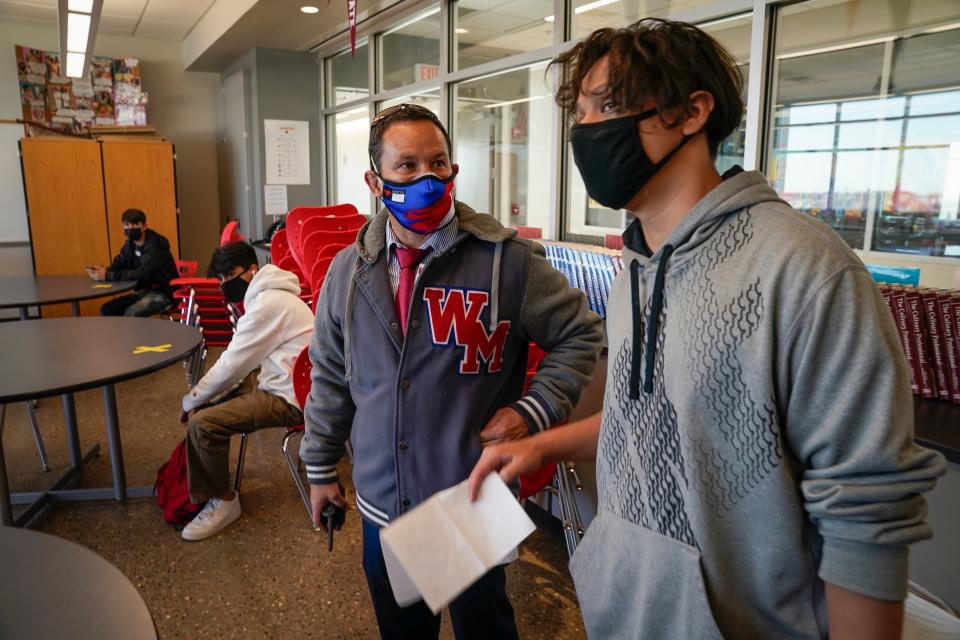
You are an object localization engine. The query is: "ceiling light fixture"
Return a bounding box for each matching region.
[456,28,469,34]
[301,5,320,13]
[68,0,93,12]
[58,0,102,78]
[545,0,620,22]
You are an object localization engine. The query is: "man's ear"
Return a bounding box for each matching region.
[683,90,715,136]
[364,170,383,197]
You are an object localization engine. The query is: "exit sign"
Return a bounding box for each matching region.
[415,63,440,82]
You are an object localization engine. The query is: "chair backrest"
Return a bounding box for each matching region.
[292,346,313,410]
[270,228,290,265]
[175,260,198,278]
[286,205,361,269]
[308,257,333,292]
[604,234,624,250]
[301,230,360,272]
[301,214,366,236]
[220,221,244,246]
[513,225,543,239]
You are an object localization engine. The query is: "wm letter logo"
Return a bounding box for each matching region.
[423,287,511,374]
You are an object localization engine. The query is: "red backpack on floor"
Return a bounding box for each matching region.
[155,439,205,526]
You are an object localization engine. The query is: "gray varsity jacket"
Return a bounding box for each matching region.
[300,201,604,526]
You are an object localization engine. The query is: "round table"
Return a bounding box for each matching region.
[0,275,137,319]
[0,318,202,526]
[0,527,156,639]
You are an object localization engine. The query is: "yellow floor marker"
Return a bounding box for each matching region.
[134,344,172,355]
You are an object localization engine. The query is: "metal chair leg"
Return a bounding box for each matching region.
[234,433,249,493]
[25,402,50,472]
[281,429,314,525]
[556,462,585,558]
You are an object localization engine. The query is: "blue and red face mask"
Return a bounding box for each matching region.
[377,166,458,234]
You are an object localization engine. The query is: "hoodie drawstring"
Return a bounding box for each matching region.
[489,241,502,331]
[344,255,361,381]
[629,243,675,398]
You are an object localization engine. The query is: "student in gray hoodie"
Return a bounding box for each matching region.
[300,104,603,640]
[469,19,946,639]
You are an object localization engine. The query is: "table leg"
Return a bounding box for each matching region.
[71,301,81,317]
[102,384,126,501]
[0,405,12,526]
[61,395,82,468]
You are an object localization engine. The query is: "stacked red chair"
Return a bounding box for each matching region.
[513,225,543,239]
[220,220,244,246]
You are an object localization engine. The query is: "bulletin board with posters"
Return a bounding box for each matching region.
[14,45,148,133]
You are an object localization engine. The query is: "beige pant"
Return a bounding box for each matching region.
[185,374,303,503]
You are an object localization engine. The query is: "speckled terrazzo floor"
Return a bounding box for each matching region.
[3,349,586,639]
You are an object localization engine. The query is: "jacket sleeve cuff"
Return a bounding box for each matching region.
[818,537,909,601]
[509,392,559,435]
[305,463,340,486]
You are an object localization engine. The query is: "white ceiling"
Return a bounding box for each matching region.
[0,0,218,41]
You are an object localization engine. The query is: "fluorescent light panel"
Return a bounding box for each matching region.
[66,51,85,77]
[68,0,93,12]
[301,5,319,13]
[545,0,621,22]
[67,12,90,52]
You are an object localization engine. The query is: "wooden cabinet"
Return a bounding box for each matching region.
[20,137,180,317]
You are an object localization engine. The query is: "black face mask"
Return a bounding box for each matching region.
[220,268,252,303]
[125,227,143,241]
[570,107,691,211]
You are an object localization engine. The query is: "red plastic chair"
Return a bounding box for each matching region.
[309,258,333,292]
[301,214,366,236]
[513,225,543,239]
[286,205,360,269]
[271,228,291,265]
[604,234,624,250]
[220,221,244,246]
[170,277,234,347]
[175,260,198,278]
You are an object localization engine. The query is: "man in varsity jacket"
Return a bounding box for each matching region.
[300,103,603,640]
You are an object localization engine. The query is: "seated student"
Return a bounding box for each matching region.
[178,241,313,541]
[87,208,179,317]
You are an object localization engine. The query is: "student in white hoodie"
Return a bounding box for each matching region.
[179,241,314,541]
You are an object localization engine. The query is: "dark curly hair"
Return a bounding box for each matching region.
[550,18,743,157]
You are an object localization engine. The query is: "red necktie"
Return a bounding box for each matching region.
[395,247,430,335]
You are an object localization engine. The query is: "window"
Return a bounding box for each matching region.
[326,42,369,107]
[454,62,554,236]
[453,0,554,70]
[329,108,372,215]
[565,11,753,240]
[379,7,441,92]
[768,0,960,256]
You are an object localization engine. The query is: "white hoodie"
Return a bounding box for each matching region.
[182,264,314,412]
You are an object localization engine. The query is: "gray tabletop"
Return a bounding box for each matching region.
[0,275,137,309]
[0,527,156,639]
[0,317,202,403]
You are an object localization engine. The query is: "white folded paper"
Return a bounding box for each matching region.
[380,473,536,614]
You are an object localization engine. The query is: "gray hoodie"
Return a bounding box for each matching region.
[570,169,946,639]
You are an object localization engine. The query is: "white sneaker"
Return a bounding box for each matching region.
[181,495,242,541]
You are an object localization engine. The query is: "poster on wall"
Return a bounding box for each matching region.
[12,46,149,130]
[264,119,311,185]
[15,45,48,124]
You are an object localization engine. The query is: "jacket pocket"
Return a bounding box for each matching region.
[569,510,724,640]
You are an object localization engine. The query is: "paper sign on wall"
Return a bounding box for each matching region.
[264,184,289,216]
[264,119,310,185]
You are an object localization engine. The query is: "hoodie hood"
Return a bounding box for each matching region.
[623,168,784,264]
[244,263,302,306]
[622,168,786,397]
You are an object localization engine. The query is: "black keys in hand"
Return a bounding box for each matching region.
[320,502,345,552]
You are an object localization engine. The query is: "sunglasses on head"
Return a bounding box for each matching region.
[371,103,440,127]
